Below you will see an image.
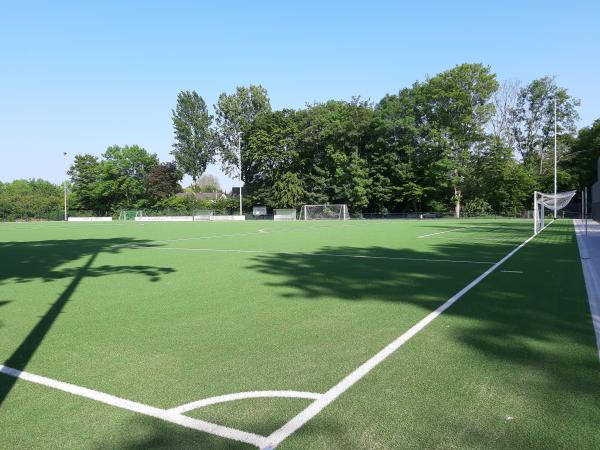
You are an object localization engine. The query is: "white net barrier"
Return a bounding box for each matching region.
[538,190,577,210]
[299,204,349,220]
[534,190,576,234]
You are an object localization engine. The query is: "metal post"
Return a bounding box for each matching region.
[554,98,558,219]
[585,187,588,236]
[63,152,68,221]
[238,136,242,217]
[533,191,538,235]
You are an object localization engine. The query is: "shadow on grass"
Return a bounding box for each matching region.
[0,238,174,408]
[245,221,599,442]
[0,300,10,329]
[99,417,253,450]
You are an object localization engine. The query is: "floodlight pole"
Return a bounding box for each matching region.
[63,152,68,221]
[238,136,243,217]
[553,98,557,219]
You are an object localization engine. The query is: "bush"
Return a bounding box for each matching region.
[463,198,493,217]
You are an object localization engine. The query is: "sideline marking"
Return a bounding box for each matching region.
[574,219,600,360]
[262,225,548,449]
[501,270,524,274]
[0,365,267,448]
[150,247,495,265]
[170,391,323,415]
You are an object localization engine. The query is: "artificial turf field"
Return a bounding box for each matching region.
[0,219,598,449]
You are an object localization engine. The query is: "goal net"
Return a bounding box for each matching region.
[533,190,576,234]
[193,210,213,220]
[299,204,349,220]
[274,208,296,221]
[119,210,143,221]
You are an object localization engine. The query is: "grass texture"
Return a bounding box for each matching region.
[0,219,598,449]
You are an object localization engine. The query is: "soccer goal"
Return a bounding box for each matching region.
[299,204,349,220]
[533,190,576,234]
[119,210,143,221]
[193,210,213,221]
[274,208,296,221]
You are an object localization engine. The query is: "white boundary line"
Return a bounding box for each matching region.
[0,220,542,448]
[574,219,600,360]
[169,391,323,415]
[262,225,547,449]
[0,365,267,448]
[148,247,495,265]
[416,227,464,238]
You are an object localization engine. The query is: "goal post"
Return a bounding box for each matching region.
[533,190,576,234]
[193,210,213,220]
[274,208,296,221]
[119,210,143,221]
[299,204,349,220]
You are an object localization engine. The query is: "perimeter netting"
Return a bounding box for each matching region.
[533,190,576,234]
[299,204,349,220]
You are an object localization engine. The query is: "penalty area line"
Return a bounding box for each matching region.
[262,227,545,449]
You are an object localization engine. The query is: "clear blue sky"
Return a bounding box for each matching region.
[1,0,598,189]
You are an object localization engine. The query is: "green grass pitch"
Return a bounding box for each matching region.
[0,219,598,449]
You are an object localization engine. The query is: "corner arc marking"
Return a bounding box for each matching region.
[169,390,323,415]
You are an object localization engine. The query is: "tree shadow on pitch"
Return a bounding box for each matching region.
[0,238,174,407]
[245,221,600,446]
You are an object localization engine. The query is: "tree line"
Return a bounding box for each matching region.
[167,63,598,216]
[3,63,599,220]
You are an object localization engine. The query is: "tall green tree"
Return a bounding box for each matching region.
[68,154,103,211]
[102,145,159,207]
[421,63,499,217]
[69,145,158,213]
[171,91,215,183]
[563,119,600,190]
[215,85,271,213]
[510,77,580,174]
[244,109,303,207]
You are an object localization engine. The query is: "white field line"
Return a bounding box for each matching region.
[149,247,495,265]
[416,227,464,238]
[262,226,547,449]
[417,226,505,240]
[0,365,267,448]
[574,219,600,361]
[170,391,323,415]
[501,270,524,274]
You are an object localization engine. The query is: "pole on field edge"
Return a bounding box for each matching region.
[63,152,68,221]
[585,187,588,236]
[554,98,558,219]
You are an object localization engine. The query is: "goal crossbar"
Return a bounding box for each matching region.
[299,204,349,220]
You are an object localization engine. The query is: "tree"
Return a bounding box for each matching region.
[145,162,183,199]
[68,154,103,211]
[102,145,159,207]
[243,109,303,207]
[295,99,374,211]
[510,76,580,174]
[215,85,271,214]
[489,79,521,148]
[69,145,158,214]
[192,174,222,193]
[563,119,600,190]
[421,63,499,217]
[171,91,216,183]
